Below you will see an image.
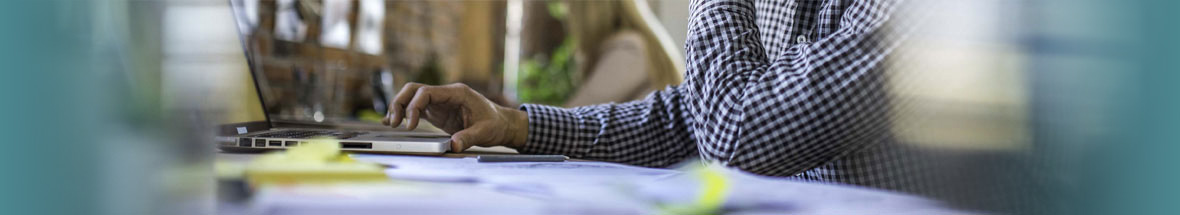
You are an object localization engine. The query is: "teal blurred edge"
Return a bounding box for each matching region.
[1029,0,1180,214]
[1087,0,1180,214]
[0,1,102,215]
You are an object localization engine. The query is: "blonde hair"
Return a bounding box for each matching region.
[566,0,685,88]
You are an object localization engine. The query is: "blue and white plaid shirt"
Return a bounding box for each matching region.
[521,0,916,192]
[517,1,1051,212]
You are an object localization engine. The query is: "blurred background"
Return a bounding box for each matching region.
[160,0,695,125]
[1,0,1178,214]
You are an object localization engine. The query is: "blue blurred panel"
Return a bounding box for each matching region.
[1027,0,1180,214]
[0,1,100,214]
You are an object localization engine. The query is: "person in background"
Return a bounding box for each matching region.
[383,0,935,200]
[561,0,685,107]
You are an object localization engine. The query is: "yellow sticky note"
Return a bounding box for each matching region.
[244,138,388,186]
[658,165,730,215]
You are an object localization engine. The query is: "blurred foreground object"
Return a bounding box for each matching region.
[888,0,1180,213]
[888,0,1030,151]
[880,0,1046,212]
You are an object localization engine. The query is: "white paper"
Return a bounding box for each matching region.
[319,0,353,49]
[355,0,385,55]
[257,154,675,215]
[351,154,680,185]
[255,155,961,214]
[632,167,952,214]
[272,0,307,42]
[251,183,552,215]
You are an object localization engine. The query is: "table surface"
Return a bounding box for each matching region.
[216,146,530,214]
[217,147,968,214]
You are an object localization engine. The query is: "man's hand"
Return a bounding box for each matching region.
[382,83,529,152]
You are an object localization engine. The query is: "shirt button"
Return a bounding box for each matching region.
[797,35,808,43]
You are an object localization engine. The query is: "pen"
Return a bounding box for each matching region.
[476,155,569,163]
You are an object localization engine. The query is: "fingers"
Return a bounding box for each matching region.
[386,82,424,128]
[450,129,479,153]
[405,83,471,130]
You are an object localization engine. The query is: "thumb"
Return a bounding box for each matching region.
[449,129,479,153]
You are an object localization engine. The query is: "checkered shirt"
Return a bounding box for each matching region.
[519,0,923,193]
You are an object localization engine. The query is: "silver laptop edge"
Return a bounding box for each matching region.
[218,0,450,155]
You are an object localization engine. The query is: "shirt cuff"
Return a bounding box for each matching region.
[517,104,600,157]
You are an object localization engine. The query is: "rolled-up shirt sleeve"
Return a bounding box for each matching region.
[519,86,699,168]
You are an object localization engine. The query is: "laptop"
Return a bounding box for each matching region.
[216,0,451,155]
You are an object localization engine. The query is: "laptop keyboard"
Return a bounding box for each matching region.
[251,130,363,139]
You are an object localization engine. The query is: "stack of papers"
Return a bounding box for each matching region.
[351,155,679,184]
[633,168,971,214]
[248,154,968,215]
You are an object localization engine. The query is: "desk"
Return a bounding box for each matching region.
[217,150,968,215]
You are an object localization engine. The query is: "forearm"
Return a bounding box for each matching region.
[516,86,699,168]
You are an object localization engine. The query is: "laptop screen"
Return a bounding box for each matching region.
[229,0,391,125]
